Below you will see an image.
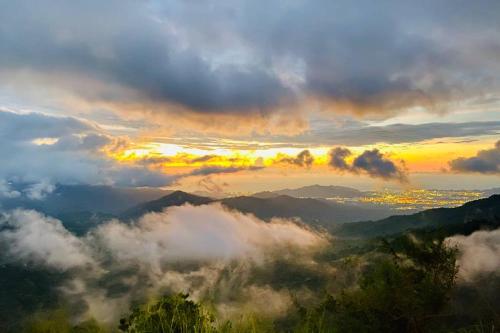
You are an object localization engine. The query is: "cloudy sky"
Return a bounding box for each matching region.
[1,0,499,193]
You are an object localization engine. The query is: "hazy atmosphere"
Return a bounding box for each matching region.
[0,1,499,332]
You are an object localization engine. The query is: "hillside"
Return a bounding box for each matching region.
[221,195,391,226]
[335,194,500,237]
[121,191,393,225]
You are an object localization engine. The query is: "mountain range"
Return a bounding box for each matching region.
[2,184,499,240]
[122,190,393,226]
[252,184,364,199]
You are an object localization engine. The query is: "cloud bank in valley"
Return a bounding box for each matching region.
[0,204,327,322]
[0,209,95,270]
[447,229,500,282]
[93,203,324,268]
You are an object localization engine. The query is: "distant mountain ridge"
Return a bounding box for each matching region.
[122,190,393,226]
[335,194,500,237]
[253,184,364,199]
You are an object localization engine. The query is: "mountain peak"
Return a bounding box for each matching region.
[121,190,214,219]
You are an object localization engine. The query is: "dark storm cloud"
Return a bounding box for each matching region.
[1,0,499,116]
[449,141,500,174]
[329,147,407,181]
[329,147,352,170]
[352,149,407,181]
[0,109,174,187]
[278,150,314,167]
[0,0,289,113]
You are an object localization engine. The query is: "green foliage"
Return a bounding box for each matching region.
[0,263,66,332]
[118,293,217,333]
[22,310,106,333]
[23,310,72,333]
[218,314,275,333]
[294,235,459,333]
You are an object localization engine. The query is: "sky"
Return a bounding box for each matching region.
[0,0,499,194]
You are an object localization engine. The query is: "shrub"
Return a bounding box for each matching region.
[119,293,217,333]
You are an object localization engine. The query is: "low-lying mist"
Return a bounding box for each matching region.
[447,229,500,282]
[0,204,330,324]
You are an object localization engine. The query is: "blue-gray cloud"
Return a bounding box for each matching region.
[0,0,499,118]
[0,110,95,141]
[0,109,174,187]
[329,147,407,181]
[449,141,500,174]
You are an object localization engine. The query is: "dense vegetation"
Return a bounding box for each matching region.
[17,234,499,333]
[2,194,499,333]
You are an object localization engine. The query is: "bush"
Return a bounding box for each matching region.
[119,293,217,333]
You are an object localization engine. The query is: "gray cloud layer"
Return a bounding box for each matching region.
[449,140,500,174]
[1,0,499,117]
[264,121,500,147]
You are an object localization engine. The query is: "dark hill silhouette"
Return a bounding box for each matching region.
[221,195,388,226]
[122,191,392,225]
[335,195,500,237]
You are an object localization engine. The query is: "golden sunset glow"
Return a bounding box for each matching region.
[101,138,498,181]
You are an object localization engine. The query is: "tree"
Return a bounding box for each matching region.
[296,235,459,333]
